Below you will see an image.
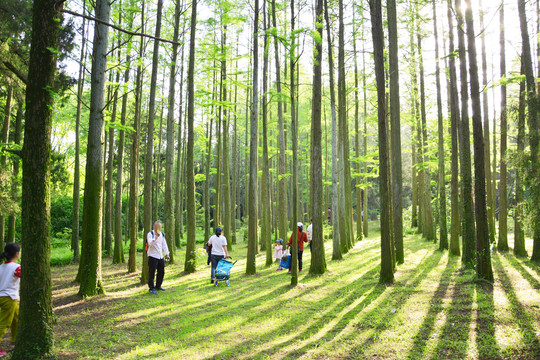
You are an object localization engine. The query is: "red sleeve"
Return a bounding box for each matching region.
[303,232,308,242]
[14,266,21,278]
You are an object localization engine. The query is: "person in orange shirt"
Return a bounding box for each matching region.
[287,222,309,273]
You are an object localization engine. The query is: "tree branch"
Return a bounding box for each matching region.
[3,61,28,85]
[62,9,186,47]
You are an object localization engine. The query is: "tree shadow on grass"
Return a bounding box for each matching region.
[405,255,459,359]
[501,252,540,291]
[430,267,475,359]
[492,254,540,358]
[343,248,445,359]
[475,281,501,359]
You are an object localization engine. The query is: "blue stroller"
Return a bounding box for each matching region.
[215,257,237,286]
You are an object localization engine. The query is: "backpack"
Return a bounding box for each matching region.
[145,230,165,252]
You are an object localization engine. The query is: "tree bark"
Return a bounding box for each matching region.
[7,104,22,243]
[353,5,363,242]
[464,0,493,281]
[77,0,110,297]
[262,4,272,266]
[514,60,527,257]
[0,86,12,249]
[11,1,62,357]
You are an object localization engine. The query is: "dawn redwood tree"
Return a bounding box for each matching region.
[514,60,527,257]
[352,5,363,242]
[77,0,111,297]
[447,0,460,256]
[498,0,508,251]
[324,0,341,261]
[142,0,164,284]
[369,0,393,284]
[456,0,475,267]
[246,0,260,275]
[464,0,493,281]
[7,105,22,243]
[164,0,183,264]
[184,0,198,273]
[0,85,12,249]
[309,0,327,275]
[517,0,540,262]
[11,0,62,357]
[388,0,403,262]
[433,0,448,251]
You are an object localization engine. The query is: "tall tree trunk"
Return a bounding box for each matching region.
[128,3,145,273]
[362,17,369,237]
[142,0,164,284]
[7,105,22,243]
[310,0,326,275]
[388,0,403,262]
[0,86,12,249]
[517,0,540,262]
[369,0,393,284]
[433,0,448,250]
[11,0,62,357]
[447,0,460,256]
[175,34,186,248]
[184,0,198,273]
[456,0,476,267]
[113,9,132,265]
[464,0,493,281]
[77,0,110,297]
[71,1,87,261]
[498,0,508,251]
[324,0,341,260]
[231,36,239,245]
[514,60,527,256]
[246,0,260,275]
[353,5,363,242]
[262,5,272,265]
[478,0,496,247]
[164,0,182,264]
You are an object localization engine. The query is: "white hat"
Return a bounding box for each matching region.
[297,222,303,227]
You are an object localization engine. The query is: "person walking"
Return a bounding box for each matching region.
[306,218,313,250]
[208,227,229,284]
[146,221,170,295]
[0,243,21,357]
[287,222,309,273]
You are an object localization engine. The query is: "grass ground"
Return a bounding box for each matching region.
[3,224,540,359]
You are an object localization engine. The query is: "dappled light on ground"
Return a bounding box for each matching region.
[35,232,540,359]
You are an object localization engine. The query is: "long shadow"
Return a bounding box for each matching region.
[429,267,475,359]
[492,254,540,358]
[343,248,445,359]
[501,252,540,291]
[405,256,459,359]
[475,281,501,359]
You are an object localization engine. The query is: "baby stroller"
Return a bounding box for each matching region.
[215,257,237,286]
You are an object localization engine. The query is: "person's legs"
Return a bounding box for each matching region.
[148,256,158,289]
[0,297,16,341]
[211,255,218,280]
[156,258,165,289]
[298,250,303,271]
[10,302,18,343]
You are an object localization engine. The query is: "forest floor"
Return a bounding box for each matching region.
[4,224,540,359]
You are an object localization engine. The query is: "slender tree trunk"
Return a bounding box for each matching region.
[77,0,110,297]
[433,0,448,250]
[72,1,87,261]
[262,5,272,266]
[231,37,239,245]
[517,0,540,261]
[7,105,22,243]
[11,0,62,357]
[353,5,363,242]
[128,3,145,273]
[447,0,460,256]
[362,18,368,237]
[0,86,12,249]
[184,0,198,273]
[514,61,527,256]
[456,0,476,267]
[369,0,393,284]
[142,0,164,284]
[310,0,326,274]
[464,0,493,281]
[246,0,260,275]
[388,0,403,261]
[175,28,186,248]
[324,0,341,260]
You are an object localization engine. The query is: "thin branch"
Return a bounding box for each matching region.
[62,9,186,47]
[3,61,28,85]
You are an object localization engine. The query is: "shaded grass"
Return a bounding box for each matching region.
[18,226,539,360]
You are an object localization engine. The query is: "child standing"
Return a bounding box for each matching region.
[274,239,284,271]
[0,243,21,357]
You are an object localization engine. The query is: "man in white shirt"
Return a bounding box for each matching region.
[307,218,313,250]
[207,227,228,283]
[146,221,170,294]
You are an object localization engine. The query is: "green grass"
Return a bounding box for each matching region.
[14,224,540,359]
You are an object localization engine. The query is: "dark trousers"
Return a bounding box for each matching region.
[211,254,225,279]
[298,250,304,270]
[148,256,165,290]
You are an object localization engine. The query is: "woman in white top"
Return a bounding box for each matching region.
[146,221,170,294]
[0,243,21,357]
[207,227,229,283]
